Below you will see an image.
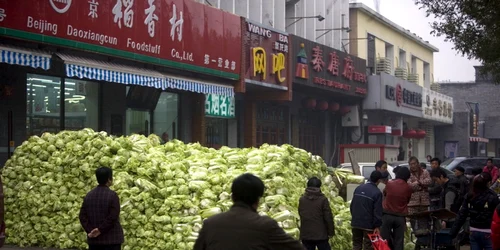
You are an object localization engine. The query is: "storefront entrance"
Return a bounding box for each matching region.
[125,87,179,142]
[298,109,323,156]
[256,105,288,147]
[206,118,228,149]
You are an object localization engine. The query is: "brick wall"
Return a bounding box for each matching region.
[440,81,500,138]
[434,111,471,158]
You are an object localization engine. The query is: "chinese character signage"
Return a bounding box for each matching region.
[205,94,235,118]
[0,0,242,79]
[422,88,453,124]
[365,73,423,118]
[291,35,367,96]
[386,84,422,108]
[243,19,290,88]
[467,102,479,137]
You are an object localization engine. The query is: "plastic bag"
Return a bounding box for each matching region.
[368,233,391,250]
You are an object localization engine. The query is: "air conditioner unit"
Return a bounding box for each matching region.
[430,83,441,92]
[408,73,419,84]
[395,67,408,80]
[376,57,391,75]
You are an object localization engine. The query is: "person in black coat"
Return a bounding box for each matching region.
[298,177,335,250]
[450,172,500,250]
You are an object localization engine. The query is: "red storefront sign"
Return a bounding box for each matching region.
[368,125,392,134]
[243,20,290,89]
[0,0,242,79]
[291,35,367,96]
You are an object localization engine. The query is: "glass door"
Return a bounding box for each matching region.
[153,92,179,143]
[126,109,151,135]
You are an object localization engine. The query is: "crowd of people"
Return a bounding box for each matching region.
[350,157,500,250]
[77,157,500,250]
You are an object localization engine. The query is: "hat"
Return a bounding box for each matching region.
[454,166,465,173]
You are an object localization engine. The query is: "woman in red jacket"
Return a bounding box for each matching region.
[492,204,500,250]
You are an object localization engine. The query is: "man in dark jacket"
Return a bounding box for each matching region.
[79,167,124,250]
[381,167,413,250]
[194,173,304,250]
[430,167,462,228]
[454,166,469,196]
[298,177,335,250]
[429,158,443,211]
[351,171,384,250]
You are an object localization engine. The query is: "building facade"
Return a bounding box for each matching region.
[194,0,367,163]
[349,3,435,87]
[435,66,497,158]
[342,3,454,162]
[289,35,367,164]
[196,0,350,50]
[0,0,370,167]
[0,0,241,165]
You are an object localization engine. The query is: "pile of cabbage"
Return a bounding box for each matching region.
[2,129,352,250]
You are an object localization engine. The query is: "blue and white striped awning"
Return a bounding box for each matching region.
[0,45,51,70]
[58,53,166,89]
[58,53,234,96]
[166,77,234,96]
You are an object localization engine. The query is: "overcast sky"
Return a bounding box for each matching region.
[355,0,479,82]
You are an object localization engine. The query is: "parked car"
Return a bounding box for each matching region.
[336,162,395,180]
[336,162,395,200]
[442,157,500,173]
[391,161,455,179]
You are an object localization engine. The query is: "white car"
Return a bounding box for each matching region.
[336,162,395,201]
[336,162,396,180]
[337,162,396,201]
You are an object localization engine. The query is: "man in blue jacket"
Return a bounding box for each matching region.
[350,171,384,250]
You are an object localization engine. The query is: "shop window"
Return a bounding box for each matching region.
[153,92,179,143]
[64,79,99,131]
[125,86,153,135]
[27,74,61,136]
[27,74,99,136]
[125,86,179,140]
[206,118,228,149]
[126,109,151,135]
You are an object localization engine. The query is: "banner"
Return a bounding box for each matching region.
[0,0,242,79]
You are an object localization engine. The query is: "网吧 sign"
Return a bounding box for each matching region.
[243,19,290,88]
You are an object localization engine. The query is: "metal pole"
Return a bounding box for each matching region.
[285,18,304,29]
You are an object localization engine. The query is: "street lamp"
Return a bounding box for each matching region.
[286,15,325,29]
[315,13,350,40]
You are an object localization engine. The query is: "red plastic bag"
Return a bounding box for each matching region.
[368,233,391,250]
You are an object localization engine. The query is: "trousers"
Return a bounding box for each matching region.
[352,228,373,250]
[302,239,331,250]
[380,214,406,250]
